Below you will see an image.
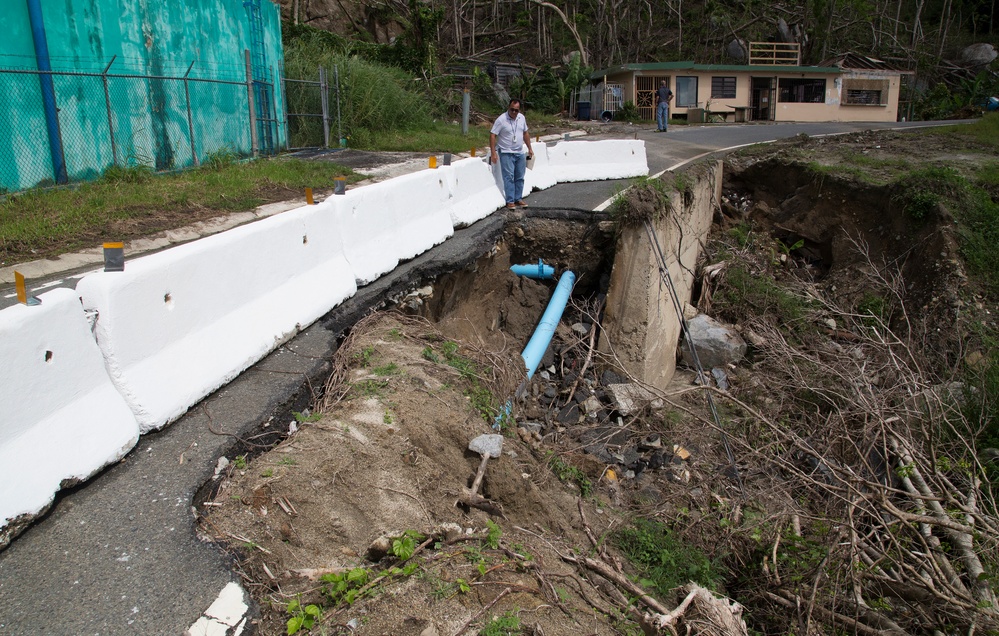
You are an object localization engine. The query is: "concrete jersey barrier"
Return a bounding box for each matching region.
[546,139,649,182]
[76,204,357,432]
[441,156,507,228]
[334,168,455,285]
[0,135,652,542]
[0,287,139,539]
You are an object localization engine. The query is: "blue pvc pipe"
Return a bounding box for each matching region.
[510,259,555,280]
[521,270,575,379]
[27,0,67,184]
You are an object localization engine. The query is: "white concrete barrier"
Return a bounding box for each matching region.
[442,156,506,227]
[335,168,454,284]
[0,288,139,530]
[76,204,357,432]
[524,144,557,193]
[546,139,649,182]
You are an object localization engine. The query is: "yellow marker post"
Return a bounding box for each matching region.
[305,187,314,205]
[15,271,27,304]
[428,156,437,169]
[103,242,125,272]
[14,271,40,306]
[470,147,476,157]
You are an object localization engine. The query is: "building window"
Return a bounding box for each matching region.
[711,77,736,99]
[675,76,698,108]
[778,78,826,103]
[842,78,889,105]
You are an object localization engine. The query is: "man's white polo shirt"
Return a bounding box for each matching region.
[491,112,528,153]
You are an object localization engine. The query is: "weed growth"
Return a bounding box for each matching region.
[613,518,725,595]
[546,453,593,496]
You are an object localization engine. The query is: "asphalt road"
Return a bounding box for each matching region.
[0,119,968,635]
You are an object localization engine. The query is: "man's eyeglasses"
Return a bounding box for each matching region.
[509,107,520,113]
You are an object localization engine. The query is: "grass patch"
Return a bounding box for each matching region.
[351,121,490,153]
[423,340,500,424]
[716,265,814,326]
[925,112,999,149]
[0,158,360,265]
[613,518,725,595]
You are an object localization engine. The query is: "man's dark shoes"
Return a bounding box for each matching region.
[515,200,528,208]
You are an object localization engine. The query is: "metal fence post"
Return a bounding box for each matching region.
[183,60,198,166]
[245,49,259,157]
[281,71,289,151]
[102,55,118,166]
[319,66,330,149]
[334,64,342,147]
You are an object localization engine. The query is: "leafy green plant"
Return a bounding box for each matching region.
[293,411,321,423]
[233,455,247,470]
[321,567,370,606]
[547,453,593,496]
[613,518,725,595]
[614,100,640,122]
[422,346,440,363]
[478,610,522,636]
[285,598,321,635]
[392,530,425,560]
[485,520,502,549]
[261,468,274,478]
[353,346,376,367]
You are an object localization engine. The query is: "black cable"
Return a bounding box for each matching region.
[642,219,745,497]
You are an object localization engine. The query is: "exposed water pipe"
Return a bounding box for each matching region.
[26,0,67,184]
[509,259,554,280]
[494,270,576,429]
[521,270,575,379]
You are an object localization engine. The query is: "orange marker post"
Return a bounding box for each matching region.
[428,156,437,169]
[14,271,27,304]
[470,147,476,157]
[305,187,315,205]
[14,271,40,306]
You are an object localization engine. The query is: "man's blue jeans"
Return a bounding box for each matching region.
[657,103,670,131]
[499,152,526,204]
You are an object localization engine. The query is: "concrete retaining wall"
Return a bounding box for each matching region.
[599,161,720,389]
[0,137,649,539]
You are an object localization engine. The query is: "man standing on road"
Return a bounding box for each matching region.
[656,80,673,132]
[490,98,534,209]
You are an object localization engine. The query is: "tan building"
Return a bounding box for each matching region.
[585,47,911,124]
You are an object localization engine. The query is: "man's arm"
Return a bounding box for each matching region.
[490,133,498,163]
[522,131,533,158]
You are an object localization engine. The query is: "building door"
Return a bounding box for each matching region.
[636,75,667,121]
[751,77,775,121]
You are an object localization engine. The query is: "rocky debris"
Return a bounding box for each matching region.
[605,383,664,415]
[681,314,747,368]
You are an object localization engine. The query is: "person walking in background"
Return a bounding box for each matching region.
[656,80,673,132]
[490,98,534,209]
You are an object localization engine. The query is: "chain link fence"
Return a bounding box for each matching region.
[283,65,341,151]
[0,57,281,193]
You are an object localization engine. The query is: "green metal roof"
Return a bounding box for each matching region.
[591,61,843,79]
